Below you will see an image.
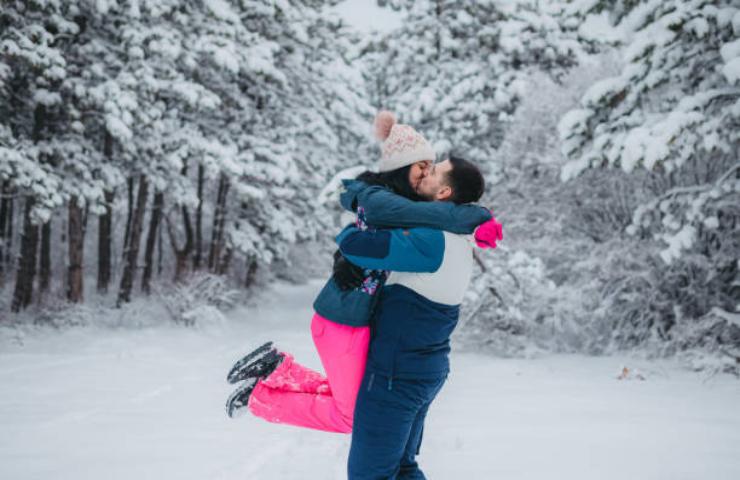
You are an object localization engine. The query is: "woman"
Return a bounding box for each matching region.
[224,111,499,434]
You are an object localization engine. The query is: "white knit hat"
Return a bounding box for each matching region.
[374,111,436,172]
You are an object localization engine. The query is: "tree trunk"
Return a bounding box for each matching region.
[0,181,10,285]
[10,104,45,312]
[5,189,13,267]
[117,175,148,307]
[216,247,232,276]
[244,255,257,288]
[97,131,114,293]
[97,189,114,293]
[67,196,84,303]
[166,206,194,284]
[174,246,189,282]
[208,174,229,272]
[435,0,442,61]
[122,176,134,258]
[157,217,163,276]
[11,197,39,312]
[141,191,164,294]
[38,221,51,292]
[35,99,51,296]
[193,163,204,270]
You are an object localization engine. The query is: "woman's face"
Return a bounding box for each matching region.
[408,160,432,191]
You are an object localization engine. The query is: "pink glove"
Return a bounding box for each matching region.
[474,215,503,249]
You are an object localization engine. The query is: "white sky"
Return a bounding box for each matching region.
[331,0,402,33]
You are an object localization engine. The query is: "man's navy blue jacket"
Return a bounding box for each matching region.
[337,223,476,380]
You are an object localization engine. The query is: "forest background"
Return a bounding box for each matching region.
[1,0,739,375]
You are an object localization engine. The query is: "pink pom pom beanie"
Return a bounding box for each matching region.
[374,111,436,172]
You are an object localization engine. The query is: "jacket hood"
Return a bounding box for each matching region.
[340,179,373,212]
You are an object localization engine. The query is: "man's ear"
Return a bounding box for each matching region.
[436,185,453,201]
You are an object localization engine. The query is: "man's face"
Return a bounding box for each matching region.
[408,160,432,191]
[416,159,453,201]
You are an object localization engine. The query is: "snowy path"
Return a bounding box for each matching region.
[1,280,739,480]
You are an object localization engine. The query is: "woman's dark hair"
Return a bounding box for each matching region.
[446,156,485,204]
[356,164,424,201]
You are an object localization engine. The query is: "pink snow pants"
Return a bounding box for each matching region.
[247,313,370,433]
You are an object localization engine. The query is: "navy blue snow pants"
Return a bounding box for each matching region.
[347,371,447,480]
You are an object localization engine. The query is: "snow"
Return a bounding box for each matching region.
[558,108,592,139]
[205,0,240,23]
[581,76,625,107]
[659,224,696,264]
[687,17,710,38]
[243,42,286,84]
[722,57,740,84]
[560,154,592,181]
[721,38,740,85]
[1,281,739,480]
[500,35,525,54]
[721,39,740,62]
[146,37,181,61]
[711,307,740,329]
[317,165,368,206]
[233,182,267,200]
[622,127,651,172]
[95,0,112,15]
[704,216,720,229]
[331,0,402,34]
[105,114,133,141]
[578,11,625,44]
[32,89,62,107]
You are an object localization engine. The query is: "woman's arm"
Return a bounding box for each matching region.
[340,180,491,234]
[335,224,445,273]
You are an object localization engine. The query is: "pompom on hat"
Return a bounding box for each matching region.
[373,110,436,172]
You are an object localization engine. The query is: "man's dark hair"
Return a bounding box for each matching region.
[355,164,424,201]
[445,156,485,204]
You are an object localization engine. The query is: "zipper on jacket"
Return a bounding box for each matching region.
[387,376,393,391]
[366,373,375,392]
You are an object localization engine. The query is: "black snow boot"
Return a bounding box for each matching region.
[226,341,273,383]
[225,377,258,418]
[227,342,285,384]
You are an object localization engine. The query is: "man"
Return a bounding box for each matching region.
[335,156,500,479]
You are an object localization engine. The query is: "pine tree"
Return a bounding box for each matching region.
[559,0,740,264]
[0,0,379,310]
[362,0,580,163]
[557,0,740,359]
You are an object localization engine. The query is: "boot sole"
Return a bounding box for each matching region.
[225,377,258,418]
[228,350,283,384]
[226,341,273,384]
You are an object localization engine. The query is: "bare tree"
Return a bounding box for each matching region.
[166,206,194,283]
[38,221,51,292]
[193,164,204,270]
[141,191,164,294]
[117,175,149,306]
[11,197,38,312]
[0,182,13,286]
[207,174,229,272]
[67,196,85,303]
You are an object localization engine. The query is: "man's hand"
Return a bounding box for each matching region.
[332,249,366,290]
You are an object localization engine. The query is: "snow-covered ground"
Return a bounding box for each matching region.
[1,280,739,480]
